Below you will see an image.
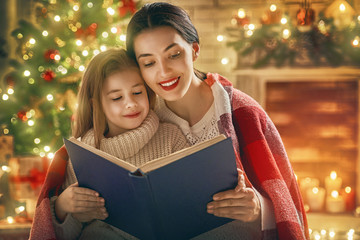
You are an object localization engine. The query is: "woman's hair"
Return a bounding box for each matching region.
[126,2,206,80]
[72,48,156,148]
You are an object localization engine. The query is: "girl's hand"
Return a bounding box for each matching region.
[55,182,108,223]
[206,169,260,222]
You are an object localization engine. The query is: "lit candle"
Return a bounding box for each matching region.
[341,186,356,212]
[300,177,320,203]
[325,171,342,194]
[306,187,325,211]
[326,190,345,213]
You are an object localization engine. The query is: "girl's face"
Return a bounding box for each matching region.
[101,69,149,137]
[134,26,199,102]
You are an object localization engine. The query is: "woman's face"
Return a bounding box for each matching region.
[133,26,199,102]
[101,69,149,137]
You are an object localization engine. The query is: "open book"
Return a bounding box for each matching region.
[64,134,238,240]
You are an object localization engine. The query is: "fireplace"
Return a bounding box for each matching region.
[234,67,360,209]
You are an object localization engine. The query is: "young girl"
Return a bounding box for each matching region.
[30,48,189,240]
[125,2,309,240]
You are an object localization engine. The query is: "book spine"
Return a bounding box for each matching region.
[129,173,159,240]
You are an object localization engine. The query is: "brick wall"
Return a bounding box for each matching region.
[143,0,360,83]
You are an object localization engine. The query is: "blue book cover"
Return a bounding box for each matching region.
[64,135,238,240]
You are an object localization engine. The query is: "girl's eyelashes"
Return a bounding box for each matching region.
[133,91,142,95]
[143,61,154,67]
[112,96,122,101]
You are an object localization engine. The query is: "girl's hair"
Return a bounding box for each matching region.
[126,2,206,80]
[72,48,156,148]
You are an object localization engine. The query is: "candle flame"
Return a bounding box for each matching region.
[345,186,352,193]
[330,171,337,180]
[7,216,14,224]
[331,190,339,198]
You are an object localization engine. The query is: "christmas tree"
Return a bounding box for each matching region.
[0,0,140,157]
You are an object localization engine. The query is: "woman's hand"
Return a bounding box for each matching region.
[55,182,108,223]
[206,169,261,222]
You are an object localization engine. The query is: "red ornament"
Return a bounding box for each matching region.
[233,15,250,27]
[44,49,60,62]
[297,8,315,26]
[118,0,136,17]
[75,23,97,39]
[5,74,15,87]
[41,70,56,82]
[17,110,28,121]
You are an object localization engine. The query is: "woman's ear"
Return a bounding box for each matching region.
[192,42,200,61]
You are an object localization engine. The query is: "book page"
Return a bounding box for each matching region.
[67,138,138,172]
[139,134,227,173]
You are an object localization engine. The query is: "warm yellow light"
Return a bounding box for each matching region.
[100,45,107,51]
[217,35,224,42]
[76,39,83,46]
[237,8,246,18]
[44,146,50,152]
[352,37,359,47]
[2,94,9,101]
[54,15,61,22]
[246,30,253,36]
[248,24,255,30]
[28,120,35,126]
[329,231,336,238]
[221,58,229,65]
[48,153,54,159]
[28,78,35,84]
[79,65,85,72]
[73,5,79,11]
[270,4,277,12]
[3,129,9,134]
[7,216,14,224]
[82,50,89,56]
[87,2,93,8]
[283,29,291,39]
[42,30,48,36]
[93,49,100,55]
[15,206,25,214]
[339,3,346,12]
[312,187,319,194]
[321,229,326,236]
[281,17,287,24]
[29,38,36,44]
[345,186,352,193]
[24,70,31,76]
[34,138,41,144]
[17,33,23,39]
[33,148,39,154]
[2,165,11,172]
[111,27,117,34]
[358,15,360,22]
[47,94,54,101]
[102,32,109,38]
[331,190,339,198]
[314,232,321,240]
[40,152,46,157]
[7,88,14,95]
[107,7,115,15]
[330,171,337,180]
[119,34,126,42]
[54,54,61,61]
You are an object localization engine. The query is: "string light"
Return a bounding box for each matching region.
[79,65,85,71]
[100,45,107,51]
[2,94,9,101]
[15,206,25,214]
[283,29,291,39]
[40,152,46,157]
[102,32,109,38]
[352,36,359,47]
[339,3,346,12]
[73,5,80,11]
[111,27,117,34]
[3,129,9,134]
[270,4,277,12]
[48,153,54,159]
[217,35,224,42]
[28,78,35,84]
[221,57,229,65]
[34,138,41,144]
[28,120,35,126]
[42,30,48,36]
[7,216,14,224]
[248,24,255,30]
[76,39,83,46]
[238,8,246,18]
[119,34,126,42]
[1,165,11,172]
[281,17,287,24]
[7,88,14,95]
[29,38,36,44]
[54,15,61,22]
[87,2,93,8]
[24,70,31,76]
[47,94,54,101]
[44,146,50,152]
[107,7,115,15]
[82,50,89,56]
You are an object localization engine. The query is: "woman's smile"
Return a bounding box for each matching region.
[159,77,180,90]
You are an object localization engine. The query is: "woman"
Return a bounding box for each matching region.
[125,2,308,240]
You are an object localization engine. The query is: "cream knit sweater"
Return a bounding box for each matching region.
[52,110,189,240]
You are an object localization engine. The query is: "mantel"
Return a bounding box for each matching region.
[234,67,360,107]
